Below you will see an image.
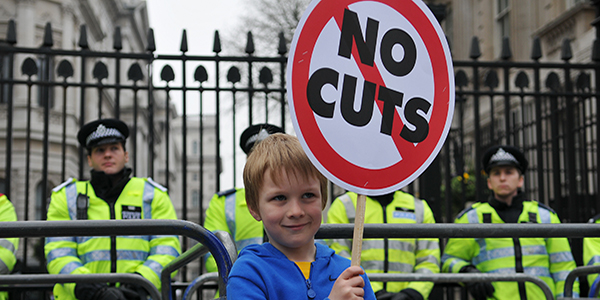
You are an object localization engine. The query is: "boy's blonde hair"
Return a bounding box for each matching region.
[243,133,328,213]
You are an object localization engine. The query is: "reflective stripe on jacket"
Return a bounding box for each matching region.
[441,200,579,299]
[327,191,440,298]
[203,188,264,273]
[44,178,181,300]
[0,194,18,300]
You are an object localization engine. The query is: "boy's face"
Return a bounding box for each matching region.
[87,142,129,175]
[487,165,523,202]
[248,168,323,260]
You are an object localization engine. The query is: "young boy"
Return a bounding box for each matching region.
[226,133,376,300]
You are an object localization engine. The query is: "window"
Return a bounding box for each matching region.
[192,140,198,155]
[192,173,198,181]
[496,0,510,50]
[192,190,200,208]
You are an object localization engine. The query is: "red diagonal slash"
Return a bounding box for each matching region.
[332,7,420,162]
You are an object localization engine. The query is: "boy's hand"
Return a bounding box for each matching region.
[328,266,366,300]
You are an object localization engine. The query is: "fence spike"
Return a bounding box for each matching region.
[43,23,53,47]
[561,38,572,61]
[6,19,16,45]
[278,32,287,55]
[469,36,481,59]
[592,39,600,62]
[180,29,188,53]
[213,30,222,54]
[78,25,89,49]
[246,31,255,55]
[501,36,512,60]
[113,27,122,51]
[146,28,156,52]
[531,36,542,60]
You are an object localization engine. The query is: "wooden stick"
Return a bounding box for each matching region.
[351,194,367,266]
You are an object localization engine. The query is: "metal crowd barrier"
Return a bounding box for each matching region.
[0,219,234,299]
[562,265,600,299]
[183,272,221,300]
[317,223,600,300]
[0,273,160,300]
[369,273,554,300]
[161,231,237,300]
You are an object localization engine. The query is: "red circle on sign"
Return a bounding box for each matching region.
[287,0,454,195]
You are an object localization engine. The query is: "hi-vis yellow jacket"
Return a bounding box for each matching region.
[327,191,440,298]
[584,214,600,295]
[204,188,264,274]
[0,193,18,300]
[44,178,181,300]
[442,199,579,299]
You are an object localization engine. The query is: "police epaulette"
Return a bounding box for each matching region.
[589,213,600,223]
[217,188,237,197]
[147,177,168,192]
[52,178,76,192]
[456,205,476,219]
[535,201,557,214]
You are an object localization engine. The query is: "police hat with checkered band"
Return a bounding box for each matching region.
[482,145,528,174]
[239,123,284,155]
[77,119,129,151]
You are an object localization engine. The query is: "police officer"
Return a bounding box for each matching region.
[45,119,181,300]
[0,193,18,300]
[584,214,600,297]
[203,123,284,274]
[327,190,440,300]
[442,145,579,299]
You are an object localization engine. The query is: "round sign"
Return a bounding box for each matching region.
[287,0,454,195]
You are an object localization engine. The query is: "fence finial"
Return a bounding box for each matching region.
[501,36,512,60]
[213,30,222,54]
[147,28,156,52]
[469,36,481,59]
[180,30,188,53]
[6,19,16,45]
[561,38,572,61]
[246,31,255,55]
[43,23,53,47]
[78,25,89,49]
[278,32,287,55]
[531,37,542,61]
[113,27,122,51]
[592,39,600,62]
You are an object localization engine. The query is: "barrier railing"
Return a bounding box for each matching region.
[316,223,600,239]
[368,273,554,300]
[0,219,233,299]
[2,222,600,299]
[0,273,160,300]
[161,231,237,300]
[563,265,600,298]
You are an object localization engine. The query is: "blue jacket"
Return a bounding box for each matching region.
[227,242,376,300]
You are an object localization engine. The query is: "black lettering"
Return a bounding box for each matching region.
[338,9,379,67]
[400,97,431,143]
[378,86,404,135]
[340,74,376,127]
[307,68,339,118]
[380,28,416,77]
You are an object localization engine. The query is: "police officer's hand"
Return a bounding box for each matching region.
[375,289,422,300]
[460,265,495,300]
[120,282,148,300]
[92,287,129,300]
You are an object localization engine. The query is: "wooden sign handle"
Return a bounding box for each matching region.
[351,194,367,266]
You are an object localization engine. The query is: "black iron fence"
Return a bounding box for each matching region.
[1,16,600,297]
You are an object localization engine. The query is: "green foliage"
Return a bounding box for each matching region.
[441,172,477,221]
